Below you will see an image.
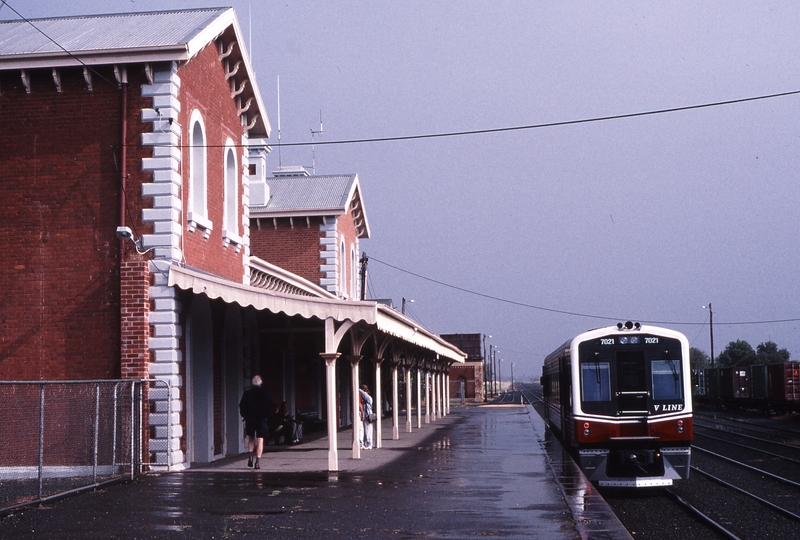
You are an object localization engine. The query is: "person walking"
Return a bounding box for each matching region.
[239,375,274,469]
[359,384,374,450]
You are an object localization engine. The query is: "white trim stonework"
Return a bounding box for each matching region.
[141,63,186,470]
[240,134,252,285]
[319,219,338,295]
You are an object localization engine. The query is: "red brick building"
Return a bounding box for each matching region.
[0,8,464,472]
[249,168,370,300]
[441,333,485,402]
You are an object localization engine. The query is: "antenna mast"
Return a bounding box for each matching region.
[248,3,252,66]
[310,110,323,174]
[277,76,282,168]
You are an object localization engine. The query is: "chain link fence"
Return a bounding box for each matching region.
[0,379,168,515]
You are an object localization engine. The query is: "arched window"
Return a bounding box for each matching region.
[222,140,242,249]
[188,110,212,235]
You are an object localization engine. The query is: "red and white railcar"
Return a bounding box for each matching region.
[542,322,693,487]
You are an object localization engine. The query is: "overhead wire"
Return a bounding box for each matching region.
[2,1,119,90]
[369,256,800,327]
[78,87,800,151]
[6,1,800,150]
[271,89,800,148]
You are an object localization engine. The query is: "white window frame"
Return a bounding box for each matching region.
[187,110,212,237]
[222,139,243,250]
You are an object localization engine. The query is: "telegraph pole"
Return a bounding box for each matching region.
[359,252,368,301]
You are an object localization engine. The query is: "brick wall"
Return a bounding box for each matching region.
[0,65,152,380]
[249,217,326,285]
[177,44,249,283]
[120,258,151,379]
[336,209,361,299]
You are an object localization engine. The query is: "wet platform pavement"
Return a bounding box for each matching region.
[0,404,631,539]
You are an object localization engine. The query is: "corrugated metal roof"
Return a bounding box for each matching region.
[0,7,271,138]
[259,175,358,212]
[0,8,228,57]
[250,173,371,238]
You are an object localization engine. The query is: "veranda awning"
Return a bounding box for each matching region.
[168,265,465,363]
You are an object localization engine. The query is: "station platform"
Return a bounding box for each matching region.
[0,403,632,539]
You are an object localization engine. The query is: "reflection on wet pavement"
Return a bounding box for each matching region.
[0,404,630,539]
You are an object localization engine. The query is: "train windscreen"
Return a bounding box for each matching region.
[651,358,682,400]
[581,361,611,402]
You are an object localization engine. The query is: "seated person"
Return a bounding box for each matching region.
[270,402,303,444]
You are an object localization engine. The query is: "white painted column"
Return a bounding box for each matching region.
[391,361,399,440]
[349,355,362,459]
[415,361,422,429]
[424,369,431,424]
[405,364,413,433]
[321,352,340,472]
[374,359,383,448]
[441,370,447,417]
[432,369,439,421]
[441,369,447,417]
[445,370,451,415]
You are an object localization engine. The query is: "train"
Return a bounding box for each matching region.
[694,362,800,414]
[541,322,693,488]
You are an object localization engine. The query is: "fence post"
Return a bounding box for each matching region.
[93,382,100,483]
[38,383,45,501]
[167,379,172,471]
[138,382,143,476]
[112,383,119,471]
[130,382,136,480]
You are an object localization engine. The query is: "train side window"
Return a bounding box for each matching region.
[652,359,682,400]
[581,361,611,402]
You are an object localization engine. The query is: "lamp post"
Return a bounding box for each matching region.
[402,297,413,315]
[703,303,715,368]
[492,347,498,396]
[482,334,491,402]
[498,359,503,393]
[489,345,494,397]
[510,362,515,393]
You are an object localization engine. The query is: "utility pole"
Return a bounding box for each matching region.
[359,252,368,301]
[704,303,715,368]
[709,303,714,368]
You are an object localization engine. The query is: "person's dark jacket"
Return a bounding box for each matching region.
[239,386,274,421]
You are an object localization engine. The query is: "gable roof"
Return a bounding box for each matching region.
[0,7,270,137]
[250,174,371,238]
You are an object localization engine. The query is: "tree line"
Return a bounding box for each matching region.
[690,340,791,369]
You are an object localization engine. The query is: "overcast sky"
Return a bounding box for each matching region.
[9,1,800,379]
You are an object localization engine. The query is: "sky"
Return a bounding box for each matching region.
[7,1,800,380]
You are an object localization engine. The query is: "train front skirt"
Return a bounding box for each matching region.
[578,446,692,487]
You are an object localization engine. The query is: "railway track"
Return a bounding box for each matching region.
[668,408,800,539]
[521,385,800,538]
[694,410,800,443]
